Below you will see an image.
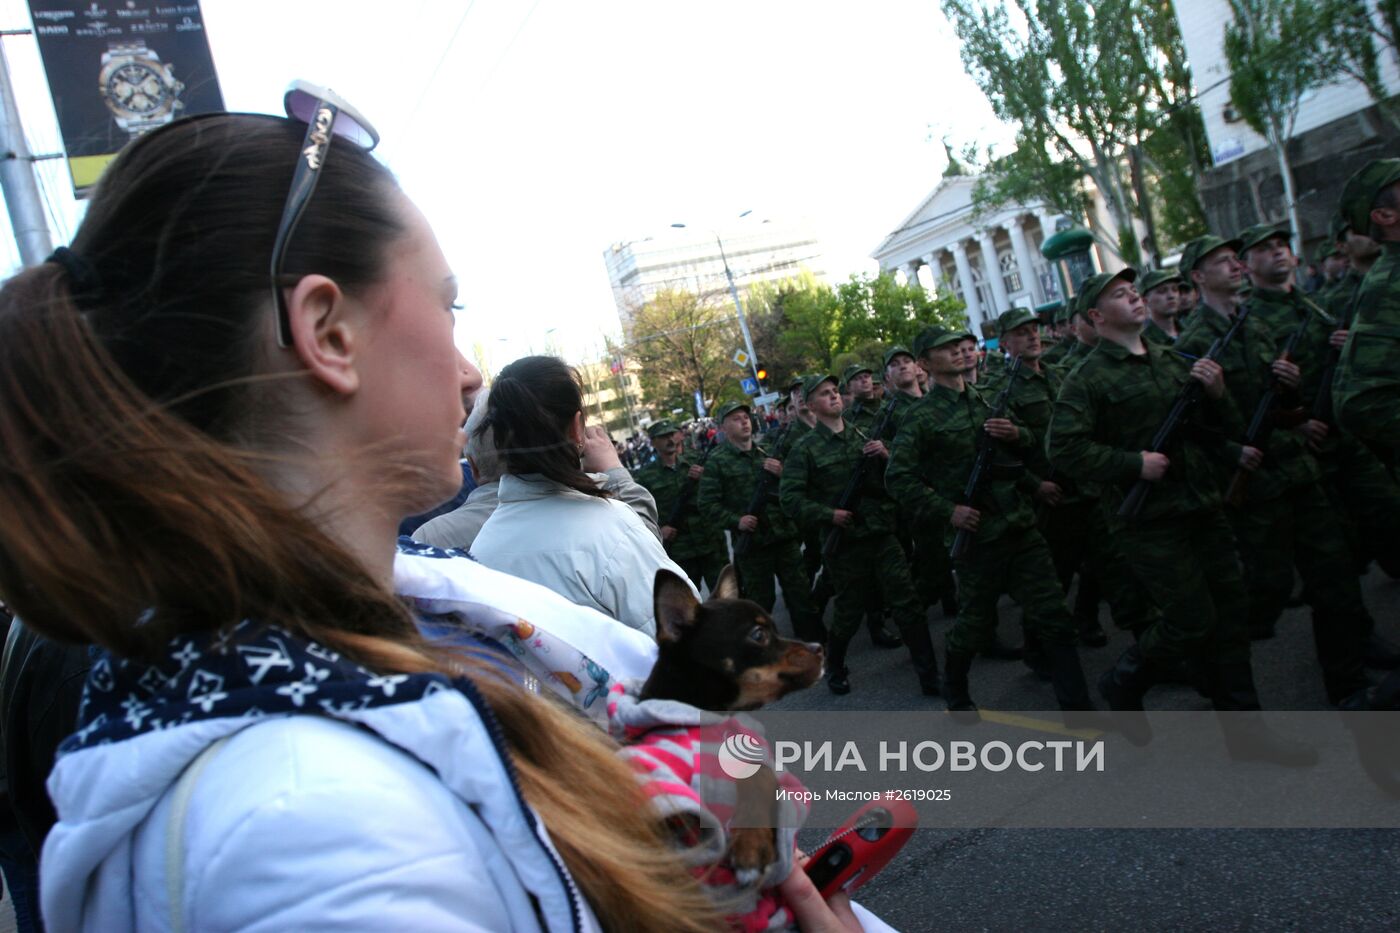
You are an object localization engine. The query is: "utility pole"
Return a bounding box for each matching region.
[0,34,53,266]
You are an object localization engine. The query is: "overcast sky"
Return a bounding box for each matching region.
[0,0,1018,374]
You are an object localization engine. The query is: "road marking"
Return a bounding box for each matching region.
[976,710,1104,740]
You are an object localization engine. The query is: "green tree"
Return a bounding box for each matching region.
[943,0,1208,264]
[1319,0,1400,131]
[622,288,739,417]
[1225,0,1347,241]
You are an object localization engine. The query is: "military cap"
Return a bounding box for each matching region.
[1138,268,1182,295]
[646,419,681,439]
[1050,299,1071,325]
[911,327,947,357]
[882,345,916,369]
[802,373,838,398]
[1178,235,1243,277]
[786,375,805,394]
[1237,222,1293,257]
[1314,241,1336,264]
[714,400,751,423]
[1078,268,1138,313]
[997,307,1038,337]
[1340,158,1400,236]
[840,363,873,388]
[922,327,976,352]
[1329,211,1350,242]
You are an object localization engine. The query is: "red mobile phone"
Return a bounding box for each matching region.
[803,798,917,898]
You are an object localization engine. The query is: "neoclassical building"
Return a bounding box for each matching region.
[872,173,1121,337]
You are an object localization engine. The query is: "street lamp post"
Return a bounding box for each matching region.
[671,215,767,401]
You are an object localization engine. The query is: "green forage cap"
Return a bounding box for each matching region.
[1178,235,1243,277]
[839,363,872,388]
[1077,268,1138,313]
[911,327,947,357]
[1340,158,1400,236]
[996,307,1038,337]
[882,345,915,369]
[787,375,805,394]
[1314,241,1336,263]
[646,419,681,438]
[1139,269,1182,295]
[1237,222,1293,257]
[802,373,838,397]
[715,400,751,423]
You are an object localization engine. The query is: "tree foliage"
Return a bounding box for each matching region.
[1225,0,1348,238]
[943,0,1210,262]
[1318,0,1400,130]
[622,288,740,416]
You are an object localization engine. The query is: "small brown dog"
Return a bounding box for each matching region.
[638,566,823,883]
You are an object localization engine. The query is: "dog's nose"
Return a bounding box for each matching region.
[804,642,824,655]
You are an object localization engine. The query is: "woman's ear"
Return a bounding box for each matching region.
[285,274,361,396]
[566,410,586,447]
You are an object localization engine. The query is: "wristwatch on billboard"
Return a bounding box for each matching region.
[98,40,186,139]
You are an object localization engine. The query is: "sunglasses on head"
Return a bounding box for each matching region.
[269,80,380,348]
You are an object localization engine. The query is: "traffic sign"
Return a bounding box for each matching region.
[733,348,751,368]
[740,377,760,395]
[754,391,780,407]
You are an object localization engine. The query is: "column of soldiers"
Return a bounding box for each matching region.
[645,158,1399,752]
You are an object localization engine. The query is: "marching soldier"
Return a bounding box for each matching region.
[1046,267,1315,763]
[633,420,727,593]
[882,345,925,416]
[1175,235,1369,705]
[698,400,826,644]
[779,374,941,696]
[1139,269,1183,345]
[1238,221,1400,670]
[841,363,878,434]
[886,327,1096,718]
[986,307,1157,650]
[1039,302,1075,367]
[1334,158,1400,468]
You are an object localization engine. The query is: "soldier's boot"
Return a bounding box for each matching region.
[1312,611,1371,706]
[1364,631,1400,670]
[1210,662,1320,768]
[1097,644,1154,746]
[866,613,902,649]
[903,625,941,697]
[943,650,978,722]
[1044,644,1109,731]
[1073,573,1108,647]
[1020,629,1051,680]
[826,637,852,696]
[793,611,829,647]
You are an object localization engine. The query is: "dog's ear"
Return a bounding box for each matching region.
[713,564,741,601]
[654,569,700,643]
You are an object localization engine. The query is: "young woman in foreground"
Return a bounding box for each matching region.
[0,89,859,931]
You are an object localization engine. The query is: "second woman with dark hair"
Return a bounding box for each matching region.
[472,355,696,636]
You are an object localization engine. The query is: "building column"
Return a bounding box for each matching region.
[1036,208,1058,243]
[978,229,1012,317]
[1007,215,1044,304]
[925,251,946,296]
[904,259,924,290]
[950,240,983,325]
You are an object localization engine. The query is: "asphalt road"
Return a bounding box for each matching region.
[762,566,1400,932]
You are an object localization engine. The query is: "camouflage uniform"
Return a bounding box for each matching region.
[698,437,825,644]
[634,451,727,592]
[983,355,1156,640]
[1177,297,1369,703]
[1334,159,1400,464]
[1252,282,1400,580]
[886,353,1092,713]
[1142,319,1176,346]
[779,387,939,695]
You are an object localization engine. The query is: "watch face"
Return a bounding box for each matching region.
[106,63,171,115]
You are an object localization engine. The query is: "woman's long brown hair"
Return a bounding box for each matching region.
[0,115,718,932]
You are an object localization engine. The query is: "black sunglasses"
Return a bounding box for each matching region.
[269,80,380,348]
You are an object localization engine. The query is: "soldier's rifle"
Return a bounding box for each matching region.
[731,443,776,558]
[1312,293,1355,427]
[949,355,1023,560]
[663,444,715,534]
[1224,305,1314,505]
[817,395,901,564]
[1117,306,1251,519]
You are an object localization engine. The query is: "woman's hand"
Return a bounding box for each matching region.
[781,858,865,932]
[580,425,622,472]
